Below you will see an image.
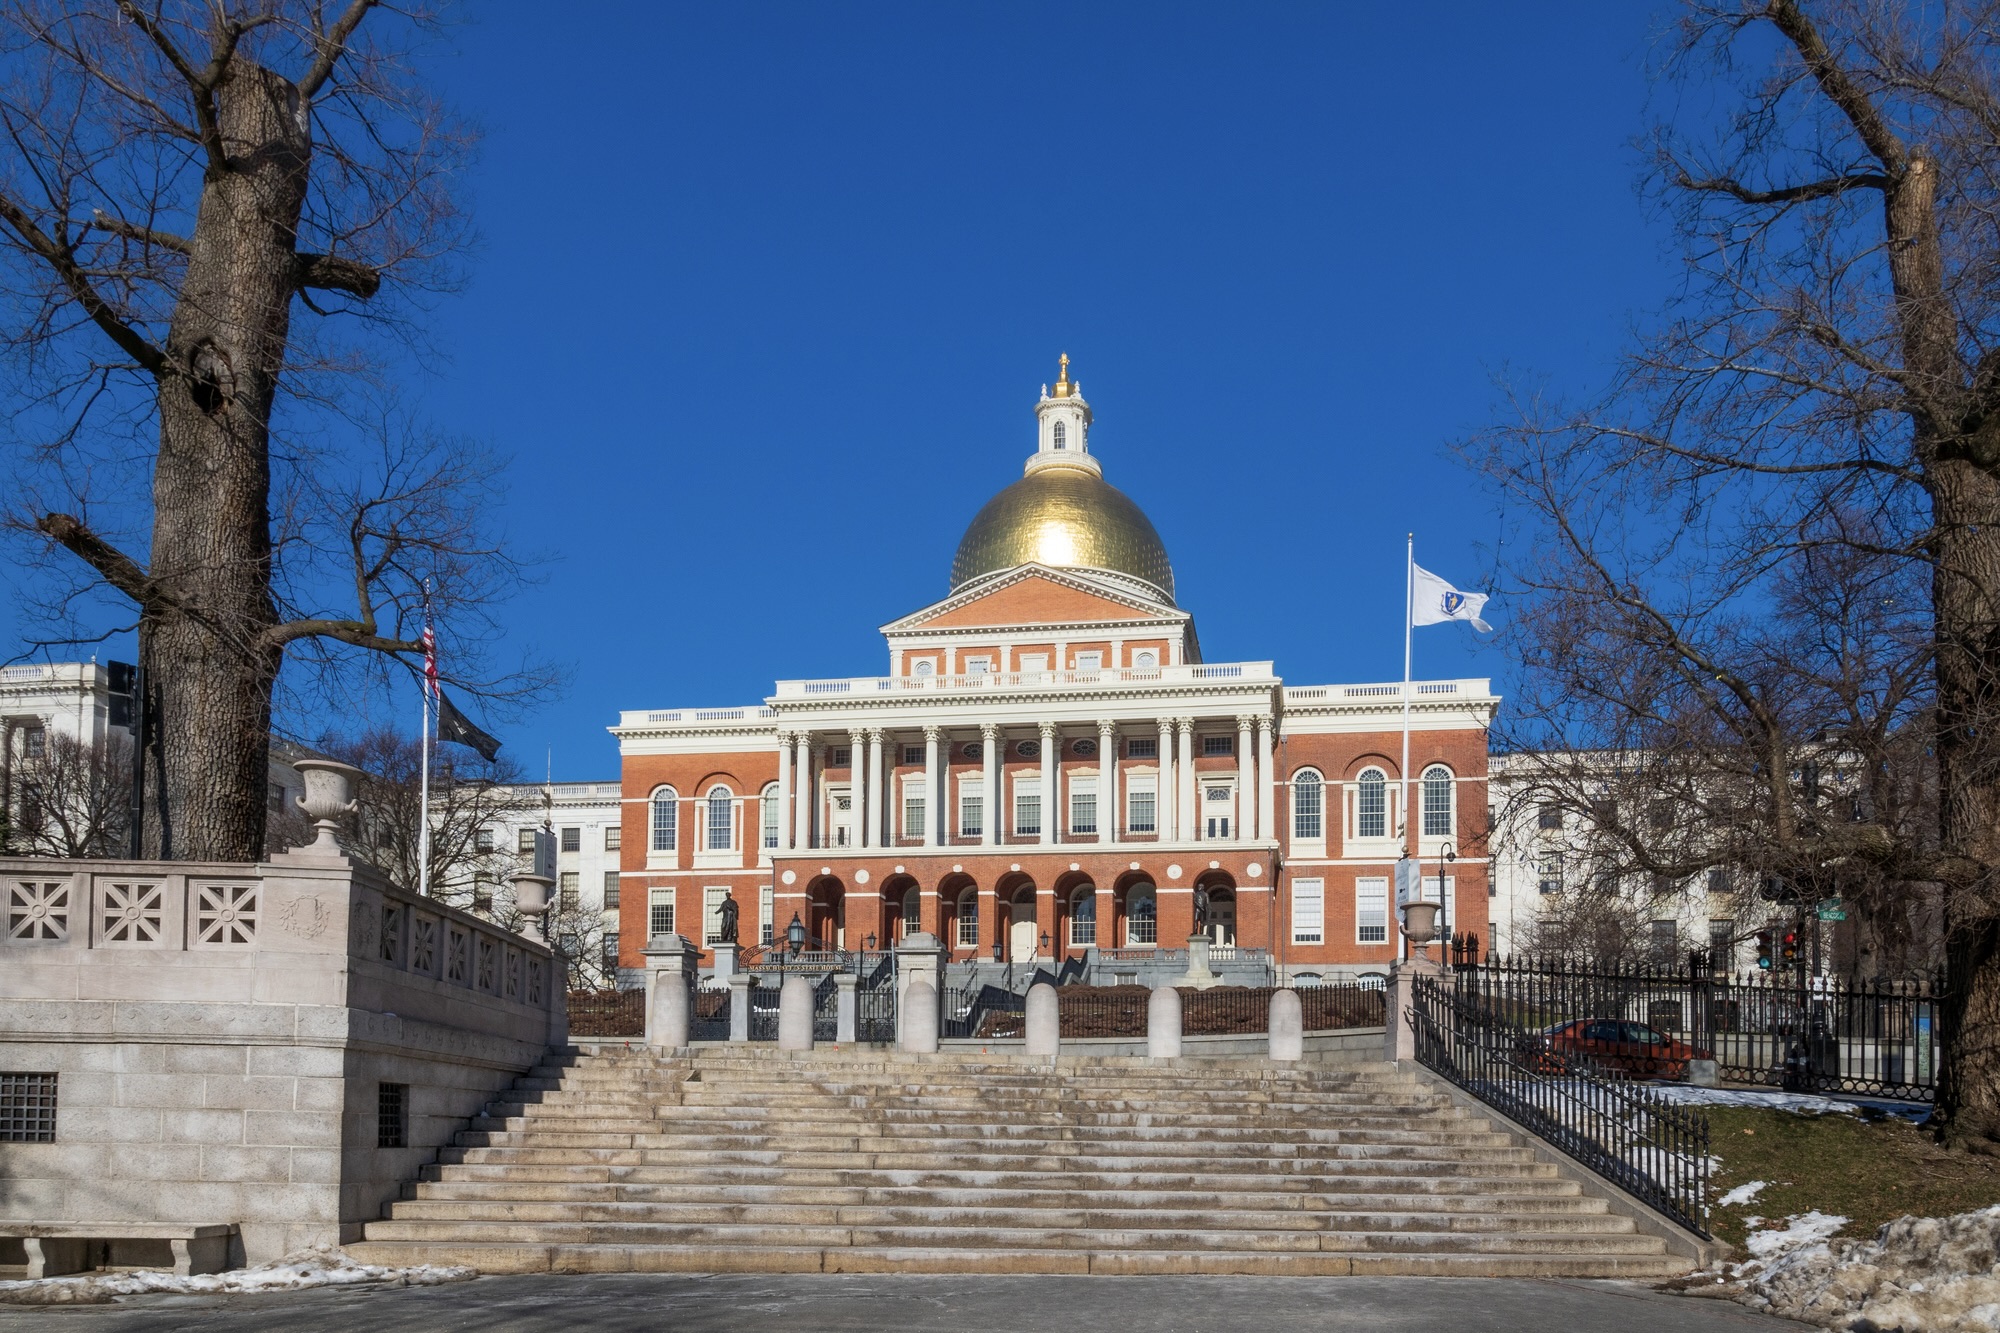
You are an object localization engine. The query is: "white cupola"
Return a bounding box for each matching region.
[1027,353,1100,477]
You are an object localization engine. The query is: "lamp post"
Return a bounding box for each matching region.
[1438,841,1457,958]
[1040,929,1050,958]
[786,912,805,960]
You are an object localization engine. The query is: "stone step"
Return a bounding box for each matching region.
[453,1126,1519,1154]
[434,1145,1553,1176]
[460,1119,1509,1147]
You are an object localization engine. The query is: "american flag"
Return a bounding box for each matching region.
[422,622,438,700]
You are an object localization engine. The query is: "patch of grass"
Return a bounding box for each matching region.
[1706,1105,2000,1249]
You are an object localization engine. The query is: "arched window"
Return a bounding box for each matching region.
[650,786,678,852]
[1356,768,1387,839]
[705,786,734,851]
[1422,765,1454,837]
[1070,886,1097,946]
[956,887,979,948]
[1053,420,1067,450]
[761,783,779,849]
[901,888,921,933]
[1127,885,1157,945]
[1292,769,1323,841]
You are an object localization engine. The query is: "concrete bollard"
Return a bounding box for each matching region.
[650,973,690,1050]
[835,973,858,1044]
[1147,984,1182,1060]
[727,973,753,1043]
[1268,988,1303,1062]
[1688,1058,1719,1088]
[1025,982,1060,1057]
[777,975,815,1051]
[901,979,940,1054]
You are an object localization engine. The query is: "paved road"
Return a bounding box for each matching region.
[0,1273,1806,1331]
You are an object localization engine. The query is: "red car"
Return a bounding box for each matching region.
[1533,1019,1712,1080]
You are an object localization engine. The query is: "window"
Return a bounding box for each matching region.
[267,781,286,812]
[1126,736,1157,759]
[1293,877,1325,944]
[518,827,537,853]
[956,891,979,948]
[1070,777,1097,835]
[1706,867,1732,896]
[1537,853,1563,896]
[760,884,774,945]
[1019,654,1049,672]
[904,788,927,840]
[475,827,494,852]
[912,658,936,676]
[1127,775,1157,834]
[650,788,677,853]
[603,933,620,965]
[1650,919,1678,964]
[903,745,924,766]
[0,1072,57,1142]
[1072,880,1104,944]
[963,741,983,760]
[965,658,993,675]
[1356,769,1387,839]
[1074,651,1101,670]
[761,784,779,849]
[604,825,621,851]
[1648,800,1675,831]
[1203,735,1234,757]
[705,787,733,851]
[558,872,578,911]
[1537,803,1562,830]
[1127,887,1157,945]
[959,780,984,837]
[1355,877,1388,944]
[1709,918,1734,963]
[1651,872,1678,899]
[830,746,851,768]
[602,871,620,908]
[648,888,674,937]
[1014,778,1041,836]
[377,1082,407,1149]
[1134,649,1159,668]
[473,873,494,914]
[1421,766,1454,837]
[901,890,921,932]
[1017,739,1040,759]
[560,826,580,853]
[1074,737,1097,757]
[1053,420,1067,449]
[704,886,729,945]
[21,726,45,759]
[1292,769,1323,841]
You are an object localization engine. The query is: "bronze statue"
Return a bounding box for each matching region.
[717,894,739,944]
[1192,885,1210,931]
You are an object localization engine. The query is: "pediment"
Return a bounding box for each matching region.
[884,565,1185,634]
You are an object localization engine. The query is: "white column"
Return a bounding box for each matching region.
[1258,716,1276,841]
[1098,719,1116,845]
[1158,717,1177,842]
[923,725,942,848]
[1236,716,1254,843]
[868,729,886,846]
[851,730,870,849]
[1168,720,1184,836]
[979,723,999,848]
[801,738,821,849]
[1039,721,1058,846]
[775,731,795,851]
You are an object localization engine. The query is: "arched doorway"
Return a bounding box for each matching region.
[995,872,1039,963]
[878,874,919,947]
[1055,871,1097,954]
[806,875,845,949]
[1116,873,1158,948]
[1196,872,1238,949]
[937,873,977,957]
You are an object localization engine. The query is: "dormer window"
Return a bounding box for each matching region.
[1052,421,1066,450]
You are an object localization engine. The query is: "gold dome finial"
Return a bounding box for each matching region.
[1053,353,1071,397]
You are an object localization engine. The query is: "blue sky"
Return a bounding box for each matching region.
[403,2,1682,779]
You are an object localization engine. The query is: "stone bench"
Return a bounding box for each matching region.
[8,1223,238,1279]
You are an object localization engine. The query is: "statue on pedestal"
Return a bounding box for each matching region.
[717,894,739,945]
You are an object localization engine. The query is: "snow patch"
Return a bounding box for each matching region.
[1745,1210,1848,1261]
[1645,1085,1862,1116]
[0,1244,476,1306]
[1718,1180,1769,1208]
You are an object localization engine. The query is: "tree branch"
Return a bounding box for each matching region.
[34,512,161,609]
[295,250,381,297]
[298,0,380,100]
[89,208,188,253]
[1677,170,1889,205]
[1766,0,1909,174]
[0,189,165,373]
[262,618,418,653]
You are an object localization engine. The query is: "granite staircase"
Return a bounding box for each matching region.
[348,1047,1692,1277]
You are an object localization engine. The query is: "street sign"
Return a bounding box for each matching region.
[1817,902,1847,922]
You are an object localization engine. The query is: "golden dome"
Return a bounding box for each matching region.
[949,460,1176,603]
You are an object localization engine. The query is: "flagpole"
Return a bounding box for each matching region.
[419,581,433,900]
[1401,533,1414,961]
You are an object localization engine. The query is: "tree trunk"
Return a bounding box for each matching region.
[1929,456,2000,1149]
[141,60,308,862]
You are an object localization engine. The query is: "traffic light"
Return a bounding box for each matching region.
[1781,929,1800,965]
[106,660,137,729]
[1755,929,1774,970]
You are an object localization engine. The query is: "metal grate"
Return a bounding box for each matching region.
[1,1072,58,1142]
[377,1082,407,1149]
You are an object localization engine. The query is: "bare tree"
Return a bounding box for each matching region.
[0,3,541,864]
[1475,0,2000,1147]
[4,729,132,856]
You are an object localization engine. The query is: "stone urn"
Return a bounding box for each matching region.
[291,758,361,852]
[1400,899,1441,950]
[512,872,554,941]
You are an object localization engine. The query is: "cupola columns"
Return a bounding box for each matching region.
[1031,354,1101,478]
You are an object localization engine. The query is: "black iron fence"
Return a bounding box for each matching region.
[689,987,730,1041]
[1410,970,1711,1237]
[939,982,1388,1041]
[1459,955,1943,1101]
[567,989,643,1038]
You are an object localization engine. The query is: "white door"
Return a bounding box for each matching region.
[1209,897,1237,947]
[1202,784,1235,840]
[1010,916,1038,963]
[829,788,852,848]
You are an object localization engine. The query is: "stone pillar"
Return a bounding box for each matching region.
[1025,982,1059,1057]
[1098,719,1116,845]
[643,933,699,1051]
[1257,717,1276,841]
[1147,983,1182,1059]
[895,930,946,1050]
[711,940,738,985]
[727,972,752,1042]
[775,732,794,851]
[1158,717,1177,841]
[835,972,859,1043]
[1176,719,1197,842]
[851,729,870,850]
[797,736,818,850]
[1179,933,1220,989]
[1384,956,1443,1063]
[979,723,999,848]
[1269,988,1303,1062]
[924,725,942,848]
[1039,721,1058,846]
[1236,716,1254,842]
[778,974,815,1051]
[867,729,885,847]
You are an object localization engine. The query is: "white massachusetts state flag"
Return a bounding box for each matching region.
[1412,564,1493,633]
